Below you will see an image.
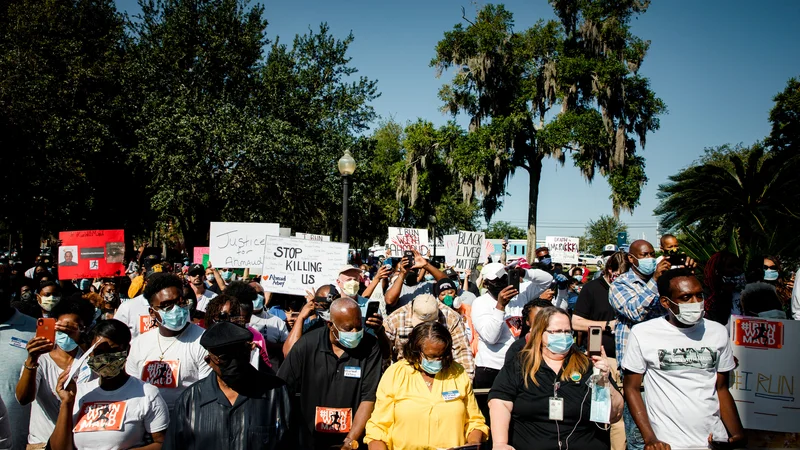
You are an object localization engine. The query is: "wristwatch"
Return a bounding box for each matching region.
[604,320,611,333]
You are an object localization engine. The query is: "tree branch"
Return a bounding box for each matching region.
[461,6,475,26]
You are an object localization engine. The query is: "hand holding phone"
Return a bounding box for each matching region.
[588,326,602,357]
[509,268,521,292]
[36,318,56,343]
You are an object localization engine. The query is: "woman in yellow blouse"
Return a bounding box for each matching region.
[365,321,488,449]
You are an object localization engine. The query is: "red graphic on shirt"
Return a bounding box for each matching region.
[505,316,523,338]
[733,318,783,349]
[141,360,180,388]
[138,315,157,334]
[314,407,352,434]
[74,401,127,432]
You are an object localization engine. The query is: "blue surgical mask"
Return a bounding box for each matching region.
[157,305,190,331]
[334,324,363,349]
[221,271,233,281]
[424,274,435,282]
[56,331,78,352]
[764,269,779,281]
[634,256,656,276]
[420,357,442,374]
[253,294,265,310]
[545,333,574,355]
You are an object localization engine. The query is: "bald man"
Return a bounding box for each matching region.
[278,298,381,450]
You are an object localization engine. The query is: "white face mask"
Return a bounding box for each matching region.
[341,279,360,297]
[666,298,704,325]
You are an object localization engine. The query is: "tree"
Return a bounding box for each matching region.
[484,221,527,239]
[431,1,665,262]
[767,77,800,155]
[583,215,627,254]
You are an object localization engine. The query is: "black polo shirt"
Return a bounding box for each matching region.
[164,371,290,450]
[277,326,381,450]
[489,353,612,450]
[573,277,616,358]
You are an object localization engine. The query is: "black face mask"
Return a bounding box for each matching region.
[405,271,419,286]
[486,277,508,299]
[217,349,256,388]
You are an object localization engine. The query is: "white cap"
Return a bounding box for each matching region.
[603,244,618,253]
[338,265,361,276]
[411,294,440,326]
[480,262,507,281]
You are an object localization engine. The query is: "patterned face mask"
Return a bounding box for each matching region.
[87,351,128,378]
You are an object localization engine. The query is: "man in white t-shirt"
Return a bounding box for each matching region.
[470,262,553,388]
[186,264,217,312]
[125,273,212,410]
[622,269,746,450]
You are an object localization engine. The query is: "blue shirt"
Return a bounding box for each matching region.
[609,270,665,367]
[1,309,37,450]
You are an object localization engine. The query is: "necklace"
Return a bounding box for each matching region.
[157,333,179,361]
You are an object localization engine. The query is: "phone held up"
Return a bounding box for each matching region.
[403,250,415,268]
[36,318,56,343]
[365,301,380,319]
[588,326,602,357]
[509,268,521,292]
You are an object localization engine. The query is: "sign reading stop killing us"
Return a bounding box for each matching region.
[260,236,349,295]
[209,222,280,270]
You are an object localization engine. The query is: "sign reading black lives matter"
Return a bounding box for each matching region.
[454,230,485,272]
[260,236,349,296]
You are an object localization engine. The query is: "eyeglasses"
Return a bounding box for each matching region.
[544,330,574,336]
[152,299,188,312]
[763,265,777,270]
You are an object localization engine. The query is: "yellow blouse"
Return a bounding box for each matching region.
[364,360,489,450]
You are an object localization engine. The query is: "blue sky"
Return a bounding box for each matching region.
[116,0,800,245]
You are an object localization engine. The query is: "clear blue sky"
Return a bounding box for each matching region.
[116,0,800,245]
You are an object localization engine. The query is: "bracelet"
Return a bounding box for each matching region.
[24,362,39,370]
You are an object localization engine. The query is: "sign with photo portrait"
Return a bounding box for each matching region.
[57,229,126,280]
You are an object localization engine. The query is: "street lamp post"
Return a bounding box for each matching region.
[338,149,356,244]
[429,215,437,258]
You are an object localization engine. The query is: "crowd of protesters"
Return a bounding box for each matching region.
[0,234,797,450]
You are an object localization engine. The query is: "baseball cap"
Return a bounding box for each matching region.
[188,263,205,277]
[433,278,457,296]
[338,265,361,276]
[145,263,164,280]
[444,268,458,279]
[411,294,440,327]
[480,263,507,281]
[200,322,253,351]
[602,244,618,254]
[515,257,532,270]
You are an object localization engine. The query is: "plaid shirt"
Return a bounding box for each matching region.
[383,302,475,379]
[609,270,666,367]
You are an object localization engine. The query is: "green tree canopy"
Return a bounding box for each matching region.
[767,77,800,155]
[583,215,627,254]
[484,221,527,239]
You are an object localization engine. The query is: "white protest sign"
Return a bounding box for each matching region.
[454,231,484,272]
[387,227,430,255]
[728,315,800,432]
[444,234,458,267]
[260,236,348,296]
[295,233,331,242]
[279,227,292,237]
[209,222,280,270]
[545,236,579,265]
[480,238,495,264]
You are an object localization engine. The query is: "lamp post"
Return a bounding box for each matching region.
[429,215,437,257]
[338,149,356,244]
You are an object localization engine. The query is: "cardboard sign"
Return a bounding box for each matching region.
[387,227,430,255]
[444,234,458,267]
[260,236,348,295]
[295,233,331,242]
[74,401,127,432]
[454,231,485,272]
[192,247,209,265]
[545,236,579,265]
[58,230,125,280]
[729,315,800,432]
[209,222,279,269]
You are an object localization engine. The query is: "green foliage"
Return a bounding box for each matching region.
[484,221,527,239]
[432,1,665,259]
[583,215,628,254]
[767,77,800,155]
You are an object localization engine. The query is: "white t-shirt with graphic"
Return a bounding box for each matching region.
[125,324,211,410]
[622,317,735,449]
[113,295,156,339]
[72,377,169,450]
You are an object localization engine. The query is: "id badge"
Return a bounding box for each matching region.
[549,397,564,421]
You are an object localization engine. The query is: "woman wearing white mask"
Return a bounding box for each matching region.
[16,296,95,449]
[51,319,169,450]
[365,321,488,449]
[35,281,62,318]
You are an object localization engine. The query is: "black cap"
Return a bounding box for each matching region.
[444,268,458,279]
[188,263,205,277]
[200,322,253,351]
[434,278,457,296]
[145,264,164,280]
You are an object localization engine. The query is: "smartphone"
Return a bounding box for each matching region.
[668,253,686,267]
[588,326,602,357]
[365,301,380,319]
[36,318,56,343]
[403,250,414,268]
[509,268,520,292]
[383,258,393,269]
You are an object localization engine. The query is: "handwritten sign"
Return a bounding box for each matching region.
[58,230,125,280]
[454,231,484,272]
[729,315,799,432]
[387,227,429,255]
[295,233,331,242]
[444,234,458,266]
[209,222,279,270]
[545,236,579,265]
[260,236,348,295]
[192,247,209,265]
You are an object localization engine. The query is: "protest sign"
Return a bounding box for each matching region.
[386,227,430,255]
[260,236,348,295]
[454,231,484,272]
[444,234,458,266]
[58,230,125,280]
[728,315,800,432]
[279,227,292,237]
[295,233,331,242]
[209,222,279,270]
[545,236,579,265]
[192,247,209,265]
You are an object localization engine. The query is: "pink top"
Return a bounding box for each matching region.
[247,325,272,368]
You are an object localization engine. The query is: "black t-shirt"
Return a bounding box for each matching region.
[505,336,528,365]
[277,327,381,449]
[489,353,611,450]
[573,277,616,358]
